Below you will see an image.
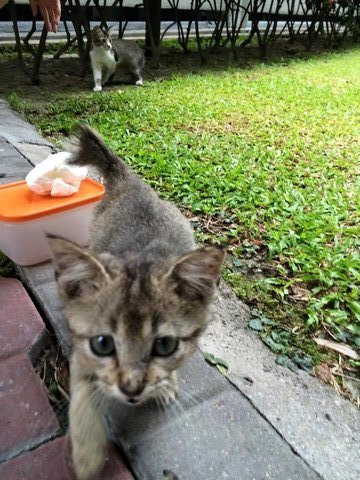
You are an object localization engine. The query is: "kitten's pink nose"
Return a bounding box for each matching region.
[119,378,144,398]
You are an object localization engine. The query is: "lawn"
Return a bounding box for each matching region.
[6,44,360,384]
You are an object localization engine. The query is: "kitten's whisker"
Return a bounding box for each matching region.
[155,398,172,421]
[168,399,188,420]
[173,398,187,416]
[154,389,176,419]
[158,398,169,417]
[154,396,162,411]
[158,392,170,413]
[176,388,201,408]
[73,383,88,396]
[160,386,186,417]
[89,384,106,411]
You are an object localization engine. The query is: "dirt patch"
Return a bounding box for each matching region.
[0,54,91,102]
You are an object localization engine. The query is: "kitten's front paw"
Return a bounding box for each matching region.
[93,85,102,92]
[135,79,144,87]
[72,442,106,480]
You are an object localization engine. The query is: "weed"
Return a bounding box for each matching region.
[0,252,14,277]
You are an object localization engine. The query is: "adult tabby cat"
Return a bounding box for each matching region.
[48,125,225,480]
[90,26,145,92]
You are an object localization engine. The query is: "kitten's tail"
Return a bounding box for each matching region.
[67,124,129,189]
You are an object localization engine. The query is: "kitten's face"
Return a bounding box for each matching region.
[91,26,112,50]
[49,238,225,406]
[69,265,203,406]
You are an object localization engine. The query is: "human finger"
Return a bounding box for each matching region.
[38,3,52,32]
[47,0,61,32]
[29,0,39,17]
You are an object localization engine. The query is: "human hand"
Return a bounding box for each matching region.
[29,0,61,33]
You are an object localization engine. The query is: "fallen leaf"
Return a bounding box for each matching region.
[314,338,359,360]
[216,364,228,375]
[290,285,311,302]
[204,352,229,376]
[314,363,335,384]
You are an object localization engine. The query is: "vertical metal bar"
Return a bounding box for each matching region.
[8,0,24,71]
[144,0,161,52]
[31,24,48,84]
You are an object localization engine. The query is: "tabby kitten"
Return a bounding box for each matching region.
[90,26,145,92]
[48,125,225,480]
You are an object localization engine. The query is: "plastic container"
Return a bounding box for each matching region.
[0,178,105,266]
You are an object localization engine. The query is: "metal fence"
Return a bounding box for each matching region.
[2,0,359,82]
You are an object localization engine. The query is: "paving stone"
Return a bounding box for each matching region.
[14,142,54,167]
[0,277,48,361]
[18,262,57,288]
[109,352,320,480]
[18,264,72,357]
[0,437,75,480]
[0,139,31,185]
[101,444,135,480]
[201,283,360,480]
[0,354,59,462]
[0,100,52,147]
[0,436,134,480]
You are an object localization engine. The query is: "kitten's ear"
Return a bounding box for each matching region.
[167,246,226,302]
[47,235,110,300]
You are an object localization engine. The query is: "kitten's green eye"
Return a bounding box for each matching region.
[90,335,115,357]
[152,336,179,357]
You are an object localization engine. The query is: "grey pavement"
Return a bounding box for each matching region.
[0,20,217,43]
[0,20,295,44]
[0,98,359,480]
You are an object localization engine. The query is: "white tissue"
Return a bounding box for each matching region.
[26,152,88,197]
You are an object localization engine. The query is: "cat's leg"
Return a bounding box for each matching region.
[91,62,103,92]
[69,377,107,480]
[102,64,116,86]
[130,66,143,86]
[107,72,115,85]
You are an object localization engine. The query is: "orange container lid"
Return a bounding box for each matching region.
[0,178,105,222]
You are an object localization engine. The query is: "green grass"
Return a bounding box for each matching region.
[8,46,360,364]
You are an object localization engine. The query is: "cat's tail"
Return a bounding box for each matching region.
[67,124,129,189]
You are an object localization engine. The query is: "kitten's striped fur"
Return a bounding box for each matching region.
[48,125,225,479]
